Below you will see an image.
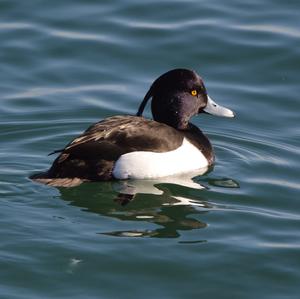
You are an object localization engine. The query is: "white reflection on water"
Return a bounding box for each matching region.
[50,29,109,42]
[235,24,300,38]
[258,242,300,249]
[6,84,126,99]
[66,258,82,274]
[0,22,33,30]
[112,168,208,196]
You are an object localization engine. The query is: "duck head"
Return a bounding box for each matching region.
[137,68,234,130]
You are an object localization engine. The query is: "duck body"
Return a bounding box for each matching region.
[31,69,234,187]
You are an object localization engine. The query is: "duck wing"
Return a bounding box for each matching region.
[45,115,183,181]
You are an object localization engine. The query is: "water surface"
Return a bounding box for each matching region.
[1,0,300,298]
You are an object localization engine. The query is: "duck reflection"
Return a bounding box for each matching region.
[57,171,239,238]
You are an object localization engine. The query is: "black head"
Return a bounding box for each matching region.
[137,68,235,130]
[136,69,209,130]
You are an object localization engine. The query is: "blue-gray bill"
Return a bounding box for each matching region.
[204,96,235,118]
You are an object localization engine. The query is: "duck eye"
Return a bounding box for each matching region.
[191,90,197,96]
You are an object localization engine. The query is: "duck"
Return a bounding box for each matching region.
[30,68,235,187]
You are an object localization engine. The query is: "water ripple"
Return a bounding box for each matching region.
[0,22,34,30]
[1,0,300,297]
[5,84,126,100]
[235,24,300,39]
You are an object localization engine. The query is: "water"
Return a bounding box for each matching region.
[1,0,299,298]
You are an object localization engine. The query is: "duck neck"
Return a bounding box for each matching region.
[151,95,191,130]
[152,112,190,130]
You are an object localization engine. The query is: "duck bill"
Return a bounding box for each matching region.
[203,96,235,118]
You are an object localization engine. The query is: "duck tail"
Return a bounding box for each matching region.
[30,172,84,187]
[30,171,50,180]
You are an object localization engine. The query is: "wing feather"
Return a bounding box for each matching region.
[46,116,183,181]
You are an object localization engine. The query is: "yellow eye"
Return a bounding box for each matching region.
[191,90,197,96]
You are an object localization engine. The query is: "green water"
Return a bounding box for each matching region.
[1,0,299,298]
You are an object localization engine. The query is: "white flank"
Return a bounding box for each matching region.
[112,138,208,180]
